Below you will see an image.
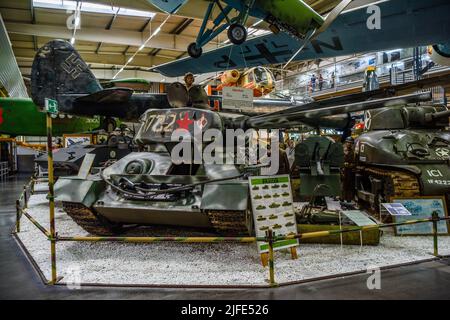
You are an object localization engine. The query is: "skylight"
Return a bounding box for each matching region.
[33,0,156,18]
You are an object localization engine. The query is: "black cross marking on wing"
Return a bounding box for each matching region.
[213,55,238,68]
[243,43,292,64]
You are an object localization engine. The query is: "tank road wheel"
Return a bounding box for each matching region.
[62,202,123,236]
[227,23,247,45]
[187,42,203,58]
[357,166,421,217]
[207,210,254,236]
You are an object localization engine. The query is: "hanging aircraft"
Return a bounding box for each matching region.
[0,97,103,137]
[153,0,450,77]
[216,67,275,97]
[31,39,310,120]
[30,38,450,128]
[149,0,352,58]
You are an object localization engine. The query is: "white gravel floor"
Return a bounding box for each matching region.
[16,194,450,286]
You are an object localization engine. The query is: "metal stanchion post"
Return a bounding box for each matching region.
[46,112,57,284]
[15,199,20,233]
[267,229,276,286]
[432,211,439,257]
[23,185,28,208]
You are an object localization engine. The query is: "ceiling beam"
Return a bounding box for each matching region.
[150,17,193,57]
[96,7,120,54]
[5,22,216,52]
[13,48,174,68]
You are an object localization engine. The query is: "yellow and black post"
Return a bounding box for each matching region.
[45,101,58,284]
[23,185,28,208]
[267,229,276,286]
[15,199,20,233]
[432,211,439,257]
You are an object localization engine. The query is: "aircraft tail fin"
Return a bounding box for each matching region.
[31,39,102,109]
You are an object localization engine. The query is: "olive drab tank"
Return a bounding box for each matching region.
[55,83,257,236]
[354,102,450,209]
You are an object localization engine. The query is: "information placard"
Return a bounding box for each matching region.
[222,87,253,110]
[381,203,412,216]
[392,197,449,235]
[342,210,377,227]
[249,175,299,253]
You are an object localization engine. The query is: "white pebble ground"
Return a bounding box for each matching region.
[16,194,450,286]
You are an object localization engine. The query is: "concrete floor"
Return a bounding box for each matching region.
[1,174,450,300]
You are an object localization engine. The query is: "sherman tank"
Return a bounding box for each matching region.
[353,102,450,209]
[53,86,431,236]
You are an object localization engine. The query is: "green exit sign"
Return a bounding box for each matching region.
[45,98,58,114]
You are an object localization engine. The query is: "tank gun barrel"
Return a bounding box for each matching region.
[425,109,450,122]
[243,92,432,129]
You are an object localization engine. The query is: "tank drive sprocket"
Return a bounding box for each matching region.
[62,202,122,236]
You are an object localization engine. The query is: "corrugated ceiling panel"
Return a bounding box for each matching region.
[0,13,28,97]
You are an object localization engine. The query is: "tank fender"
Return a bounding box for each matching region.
[54,177,105,207]
[368,164,421,175]
[201,182,248,211]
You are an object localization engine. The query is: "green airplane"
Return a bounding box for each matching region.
[0,97,102,137]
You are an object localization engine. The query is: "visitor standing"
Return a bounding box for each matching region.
[310,74,316,92]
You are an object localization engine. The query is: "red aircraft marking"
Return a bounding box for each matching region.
[176,112,193,130]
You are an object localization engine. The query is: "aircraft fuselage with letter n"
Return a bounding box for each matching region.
[153,0,450,77]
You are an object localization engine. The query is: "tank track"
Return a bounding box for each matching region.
[62,202,121,236]
[206,210,252,236]
[360,166,421,200]
[63,202,252,236]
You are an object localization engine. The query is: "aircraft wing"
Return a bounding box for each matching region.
[0,13,28,97]
[154,0,450,77]
[75,88,132,104]
[147,0,189,14]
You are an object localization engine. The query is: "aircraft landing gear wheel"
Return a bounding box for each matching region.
[187,42,203,58]
[227,23,247,45]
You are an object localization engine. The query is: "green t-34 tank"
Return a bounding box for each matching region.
[354,101,450,209]
[56,101,257,236]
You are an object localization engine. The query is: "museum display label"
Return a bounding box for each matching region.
[392,197,449,235]
[249,175,299,253]
[222,87,253,110]
[342,210,377,227]
[381,203,412,216]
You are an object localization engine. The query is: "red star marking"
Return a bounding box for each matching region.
[176,112,193,130]
[0,108,3,126]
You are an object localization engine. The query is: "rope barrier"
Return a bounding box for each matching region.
[15,176,448,286]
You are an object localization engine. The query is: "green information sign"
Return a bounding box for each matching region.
[249,175,299,253]
[45,98,58,114]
